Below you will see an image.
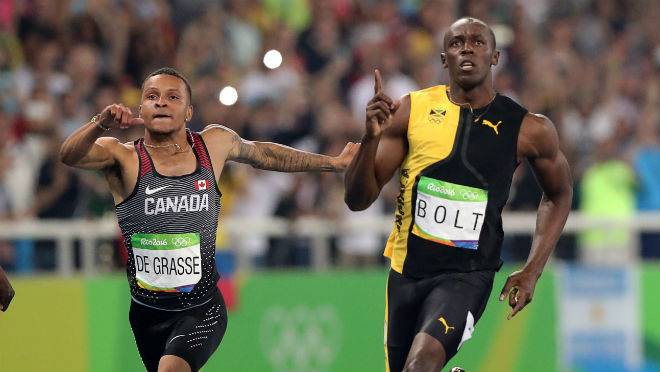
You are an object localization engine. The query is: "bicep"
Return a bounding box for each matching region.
[523,115,572,196]
[374,134,407,188]
[529,150,572,197]
[205,124,258,164]
[374,95,410,188]
[228,136,260,165]
[74,138,119,170]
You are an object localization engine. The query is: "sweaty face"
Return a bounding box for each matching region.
[140,74,191,134]
[443,21,497,90]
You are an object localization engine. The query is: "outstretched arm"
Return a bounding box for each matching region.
[500,113,573,319]
[0,265,14,312]
[209,125,357,172]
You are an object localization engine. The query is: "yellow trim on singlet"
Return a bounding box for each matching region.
[384,85,461,273]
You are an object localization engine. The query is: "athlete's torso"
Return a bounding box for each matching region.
[385,85,528,278]
[116,130,221,310]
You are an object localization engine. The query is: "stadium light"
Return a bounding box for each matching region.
[218,86,238,106]
[263,49,283,69]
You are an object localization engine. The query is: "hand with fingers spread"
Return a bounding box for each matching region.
[499,269,539,320]
[366,69,400,139]
[97,104,144,130]
[333,142,361,171]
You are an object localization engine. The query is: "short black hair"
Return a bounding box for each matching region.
[444,17,497,51]
[142,67,193,103]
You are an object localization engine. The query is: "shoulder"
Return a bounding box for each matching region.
[522,113,557,137]
[408,85,446,104]
[519,113,559,158]
[412,85,446,95]
[200,124,239,144]
[97,136,135,154]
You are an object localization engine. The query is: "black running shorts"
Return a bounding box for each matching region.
[385,269,494,372]
[129,289,227,372]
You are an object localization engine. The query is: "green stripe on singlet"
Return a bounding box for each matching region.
[417,177,487,202]
[131,233,200,250]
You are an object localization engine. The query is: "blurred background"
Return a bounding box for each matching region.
[0,0,659,371]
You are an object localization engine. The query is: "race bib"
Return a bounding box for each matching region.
[411,177,487,250]
[131,233,202,293]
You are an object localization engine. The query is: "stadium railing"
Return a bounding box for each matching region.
[0,212,658,275]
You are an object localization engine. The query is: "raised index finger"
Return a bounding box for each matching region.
[374,69,382,95]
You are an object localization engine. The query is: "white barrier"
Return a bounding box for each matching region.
[0,212,658,275]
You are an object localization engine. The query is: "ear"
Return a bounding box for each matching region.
[186,105,194,122]
[138,105,142,117]
[441,52,448,69]
[491,50,500,67]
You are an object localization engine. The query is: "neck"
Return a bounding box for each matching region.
[448,80,496,109]
[144,128,190,153]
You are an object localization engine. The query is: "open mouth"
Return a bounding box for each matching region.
[153,114,172,119]
[459,61,475,71]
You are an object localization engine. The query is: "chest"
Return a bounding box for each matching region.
[408,106,520,175]
[149,151,198,176]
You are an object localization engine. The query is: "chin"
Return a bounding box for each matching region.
[145,121,184,135]
[455,74,488,90]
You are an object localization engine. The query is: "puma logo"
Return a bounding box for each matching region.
[481,119,502,135]
[438,316,455,334]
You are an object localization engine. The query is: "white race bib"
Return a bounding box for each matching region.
[411,177,487,250]
[131,233,202,293]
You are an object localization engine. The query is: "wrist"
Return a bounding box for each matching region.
[522,264,543,279]
[329,156,340,170]
[91,114,111,131]
[362,132,382,142]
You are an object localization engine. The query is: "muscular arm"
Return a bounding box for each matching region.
[519,113,573,276]
[205,125,350,172]
[500,113,573,318]
[60,104,141,170]
[59,118,119,170]
[344,95,409,211]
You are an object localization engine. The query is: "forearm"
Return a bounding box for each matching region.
[344,135,381,211]
[248,142,337,172]
[59,118,106,166]
[523,189,573,276]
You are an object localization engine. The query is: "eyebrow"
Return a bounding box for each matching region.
[144,87,183,94]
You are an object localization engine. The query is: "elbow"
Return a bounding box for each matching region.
[344,193,371,211]
[560,182,574,204]
[545,183,573,209]
[58,145,74,167]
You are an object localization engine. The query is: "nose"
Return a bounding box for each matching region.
[460,42,474,55]
[155,97,167,107]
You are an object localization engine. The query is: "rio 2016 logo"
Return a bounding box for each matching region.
[260,305,342,372]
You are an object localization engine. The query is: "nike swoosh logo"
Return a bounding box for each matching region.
[145,185,170,195]
[167,334,186,345]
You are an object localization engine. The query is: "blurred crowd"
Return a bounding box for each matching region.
[0,0,659,272]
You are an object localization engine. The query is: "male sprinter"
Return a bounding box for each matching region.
[60,67,357,372]
[344,18,572,371]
